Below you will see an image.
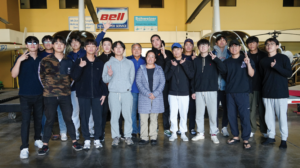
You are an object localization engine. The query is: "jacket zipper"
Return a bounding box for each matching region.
[91,62,94,98]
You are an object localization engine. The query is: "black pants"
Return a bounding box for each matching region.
[43,96,76,143]
[100,97,109,139]
[188,95,196,131]
[217,90,229,128]
[162,83,170,130]
[19,94,43,150]
[78,98,103,140]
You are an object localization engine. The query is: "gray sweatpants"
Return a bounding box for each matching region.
[263,98,288,140]
[108,92,133,138]
[195,91,218,134]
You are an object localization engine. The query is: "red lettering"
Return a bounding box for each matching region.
[100,14,108,20]
[120,13,125,20]
[109,14,117,20]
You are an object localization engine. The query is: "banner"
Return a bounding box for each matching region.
[96,8,128,29]
[68,16,96,32]
[134,16,158,32]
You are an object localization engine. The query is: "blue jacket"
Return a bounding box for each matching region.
[212,45,231,91]
[136,64,165,114]
[127,55,146,93]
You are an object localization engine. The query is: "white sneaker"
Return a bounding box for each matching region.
[192,133,205,141]
[94,140,103,148]
[34,140,43,148]
[181,134,189,142]
[61,133,68,141]
[250,132,254,138]
[221,127,229,137]
[83,140,91,150]
[211,135,220,144]
[169,134,177,141]
[20,148,29,159]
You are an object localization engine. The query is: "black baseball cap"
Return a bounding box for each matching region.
[229,39,241,47]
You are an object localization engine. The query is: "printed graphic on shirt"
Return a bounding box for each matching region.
[241,61,246,68]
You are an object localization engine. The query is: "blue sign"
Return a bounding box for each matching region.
[96,8,128,29]
[134,16,158,32]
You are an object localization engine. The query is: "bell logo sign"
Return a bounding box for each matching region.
[96,8,128,29]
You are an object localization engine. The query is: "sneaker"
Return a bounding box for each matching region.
[169,134,177,142]
[192,133,205,141]
[164,130,172,137]
[125,137,134,145]
[250,132,254,138]
[38,145,49,156]
[181,133,189,142]
[190,129,197,135]
[279,140,287,149]
[112,137,120,146]
[94,140,103,148]
[139,140,149,145]
[211,135,220,144]
[61,133,68,141]
[72,141,83,151]
[131,133,137,138]
[221,127,229,137]
[261,138,276,145]
[83,140,91,150]
[20,148,29,159]
[120,135,125,140]
[176,130,181,135]
[34,140,43,148]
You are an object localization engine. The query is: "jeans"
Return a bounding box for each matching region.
[131,92,140,134]
[20,94,43,150]
[43,96,76,143]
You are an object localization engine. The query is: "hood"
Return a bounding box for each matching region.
[109,56,127,62]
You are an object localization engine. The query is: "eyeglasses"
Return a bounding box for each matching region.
[44,41,52,44]
[265,43,276,47]
[27,42,37,45]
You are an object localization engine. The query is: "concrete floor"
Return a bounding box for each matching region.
[0,105,300,168]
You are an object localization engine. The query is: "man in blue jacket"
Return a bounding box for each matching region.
[127,43,146,138]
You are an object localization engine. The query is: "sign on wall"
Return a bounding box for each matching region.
[68,16,96,32]
[96,8,128,29]
[134,16,158,32]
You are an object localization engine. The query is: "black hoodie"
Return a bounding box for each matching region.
[152,47,174,70]
[164,57,194,96]
[98,52,115,63]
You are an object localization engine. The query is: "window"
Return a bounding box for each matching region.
[59,0,79,9]
[211,0,236,6]
[20,0,47,9]
[139,0,164,8]
[283,0,300,6]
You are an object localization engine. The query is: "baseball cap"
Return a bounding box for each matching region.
[229,39,241,47]
[171,43,182,50]
[184,39,194,46]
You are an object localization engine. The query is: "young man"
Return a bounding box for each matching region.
[151,34,174,137]
[191,39,226,144]
[127,43,146,138]
[246,36,268,138]
[260,38,292,148]
[223,39,255,149]
[71,39,108,149]
[67,22,111,139]
[212,35,231,136]
[102,41,135,146]
[165,43,194,142]
[40,35,67,141]
[182,38,197,135]
[11,36,44,159]
[38,36,82,155]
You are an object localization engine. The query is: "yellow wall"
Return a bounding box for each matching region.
[187,0,300,31]
[0,0,20,31]
[0,51,14,88]
[0,0,8,29]
[19,0,187,32]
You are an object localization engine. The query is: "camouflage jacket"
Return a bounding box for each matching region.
[39,54,73,97]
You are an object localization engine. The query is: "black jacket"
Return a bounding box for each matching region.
[152,47,174,70]
[71,55,108,98]
[98,52,114,63]
[164,58,194,96]
[248,50,267,92]
[192,55,226,93]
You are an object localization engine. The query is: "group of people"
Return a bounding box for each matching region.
[12,22,292,159]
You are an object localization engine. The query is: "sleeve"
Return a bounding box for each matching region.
[191,59,197,94]
[221,60,228,80]
[213,57,227,74]
[272,57,293,78]
[38,60,46,87]
[153,68,166,97]
[249,59,256,77]
[95,31,106,47]
[129,62,135,85]
[71,58,84,81]
[164,59,176,80]
[101,64,108,96]
[136,68,151,97]
[102,62,112,83]
[181,60,195,79]
[10,56,20,71]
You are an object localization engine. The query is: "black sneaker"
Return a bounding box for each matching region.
[132,133,137,138]
[261,138,276,145]
[138,140,149,145]
[176,130,181,135]
[151,140,157,145]
[38,145,49,156]
[279,140,287,149]
[72,141,83,151]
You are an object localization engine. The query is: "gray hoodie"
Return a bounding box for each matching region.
[102,56,135,93]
